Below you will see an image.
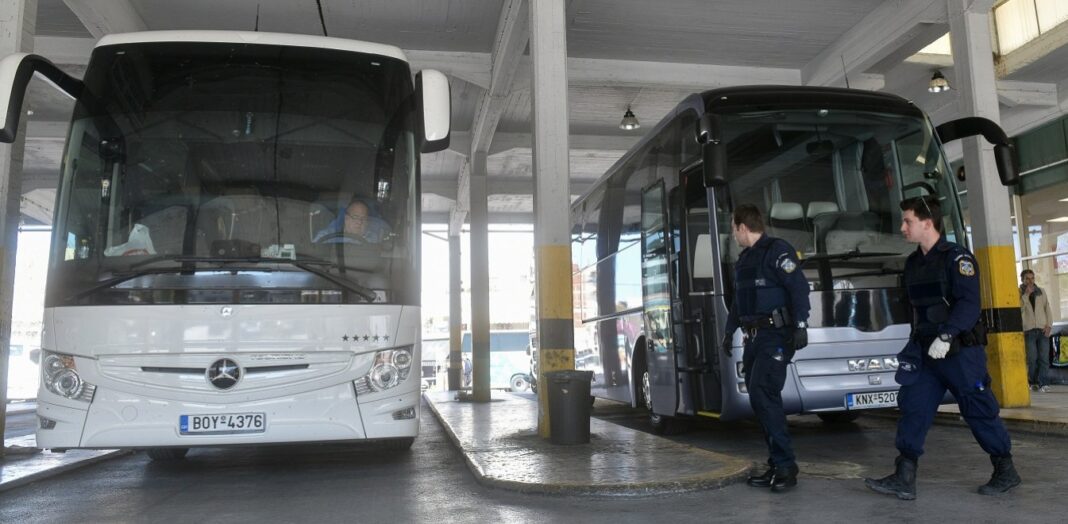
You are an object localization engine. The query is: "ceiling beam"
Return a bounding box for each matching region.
[63,0,147,39]
[424,176,594,201]
[803,0,948,88]
[20,189,55,225]
[996,81,1059,108]
[406,49,490,89]
[447,131,636,157]
[33,36,94,65]
[451,0,529,236]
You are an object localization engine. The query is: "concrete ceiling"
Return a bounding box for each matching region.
[17,0,1068,227]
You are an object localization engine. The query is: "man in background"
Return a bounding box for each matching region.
[1020,269,1053,392]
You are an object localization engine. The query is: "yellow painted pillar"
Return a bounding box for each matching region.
[535,245,575,437]
[974,246,1029,407]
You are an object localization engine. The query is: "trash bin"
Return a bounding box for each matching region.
[546,370,594,445]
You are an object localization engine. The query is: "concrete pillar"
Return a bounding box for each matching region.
[468,151,491,401]
[447,233,462,390]
[0,0,35,455]
[529,0,574,438]
[949,0,1028,407]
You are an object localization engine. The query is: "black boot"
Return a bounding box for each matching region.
[978,455,1021,495]
[747,462,775,487]
[770,463,799,492]
[864,455,917,500]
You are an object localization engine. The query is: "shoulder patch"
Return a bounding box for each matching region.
[958,258,975,277]
[779,257,797,274]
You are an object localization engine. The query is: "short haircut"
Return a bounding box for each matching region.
[1021,269,1034,278]
[732,204,765,233]
[899,195,942,232]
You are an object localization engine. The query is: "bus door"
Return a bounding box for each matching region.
[640,182,679,418]
[675,166,723,413]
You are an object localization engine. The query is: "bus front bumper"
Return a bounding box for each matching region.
[34,383,419,449]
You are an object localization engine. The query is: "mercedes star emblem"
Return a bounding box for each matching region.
[206,358,241,390]
[220,306,233,318]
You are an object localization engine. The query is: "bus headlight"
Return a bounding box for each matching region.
[41,351,96,402]
[355,346,414,395]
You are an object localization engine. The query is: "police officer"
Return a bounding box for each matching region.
[720,204,810,492]
[865,196,1020,500]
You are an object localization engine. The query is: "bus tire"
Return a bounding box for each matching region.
[817,412,862,424]
[509,373,531,392]
[147,447,189,461]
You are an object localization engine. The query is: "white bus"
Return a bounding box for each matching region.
[570,86,1017,432]
[0,31,450,458]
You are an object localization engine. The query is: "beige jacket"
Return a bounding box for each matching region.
[1020,285,1053,331]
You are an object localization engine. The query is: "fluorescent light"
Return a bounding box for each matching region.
[1048,216,1068,223]
[1060,197,1068,202]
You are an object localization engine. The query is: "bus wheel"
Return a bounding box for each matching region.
[817,412,861,424]
[147,448,189,461]
[509,373,531,392]
[642,370,671,434]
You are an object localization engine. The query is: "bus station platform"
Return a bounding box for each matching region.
[936,384,1068,436]
[422,390,751,495]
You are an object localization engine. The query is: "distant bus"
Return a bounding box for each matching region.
[461,331,532,391]
[0,30,450,458]
[570,86,1017,431]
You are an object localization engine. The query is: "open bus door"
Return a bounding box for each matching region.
[640,181,680,432]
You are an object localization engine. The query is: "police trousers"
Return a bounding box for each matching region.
[742,328,796,468]
[895,344,1012,460]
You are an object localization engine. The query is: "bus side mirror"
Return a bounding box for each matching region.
[696,113,727,187]
[935,116,1019,186]
[416,69,451,153]
[0,53,83,143]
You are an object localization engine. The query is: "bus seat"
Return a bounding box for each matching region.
[806,201,839,219]
[137,205,188,255]
[693,234,714,279]
[768,202,810,252]
[824,211,880,253]
[195,194,278,255]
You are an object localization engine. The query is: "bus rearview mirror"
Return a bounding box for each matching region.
[416,69,451,153]
[935,116,1019,186]
[0,53,83,143]
[696,114,727,187]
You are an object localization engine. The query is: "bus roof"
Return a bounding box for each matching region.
[571,85,923,209]
[698,85,922,116]
[96,31,408,62]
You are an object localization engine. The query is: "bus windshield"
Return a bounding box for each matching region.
[716,108,964,293]
[48,42,419,307]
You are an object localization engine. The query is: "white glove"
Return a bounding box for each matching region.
[928,337,951,359]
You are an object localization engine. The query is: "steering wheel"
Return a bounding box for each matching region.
[319,232,366,245]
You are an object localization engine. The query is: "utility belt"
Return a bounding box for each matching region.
[740,307,792,337]
[914,323,989,356]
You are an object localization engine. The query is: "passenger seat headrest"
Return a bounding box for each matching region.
[807,201,839,218]
[770,202,803,221]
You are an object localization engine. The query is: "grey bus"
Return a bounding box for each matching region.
[570,86,1017,431]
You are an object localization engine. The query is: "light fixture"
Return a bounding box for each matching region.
[928,71,950,93]
[1048,216,1068,223]
[619,107,640,130]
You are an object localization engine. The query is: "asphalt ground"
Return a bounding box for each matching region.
[0,394,1063,523]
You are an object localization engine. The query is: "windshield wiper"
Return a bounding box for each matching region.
[72,256,377,303]
[803,250,903,262]
[287,261,377,303]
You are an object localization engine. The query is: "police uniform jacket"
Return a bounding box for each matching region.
[725,234,810,335]
[904,235,981,344]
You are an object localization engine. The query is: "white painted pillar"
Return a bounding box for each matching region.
[468,151,491,401]
[529,0,574,437]
[447,233,462,390]
[949,0,1028,407]
[0,0,35,453]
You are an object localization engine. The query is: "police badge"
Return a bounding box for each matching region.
[958,259,975,277]
[780,258,797,274]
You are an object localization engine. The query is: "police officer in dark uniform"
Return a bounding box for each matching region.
[865,196,1020,500]
[720,204,810,492]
